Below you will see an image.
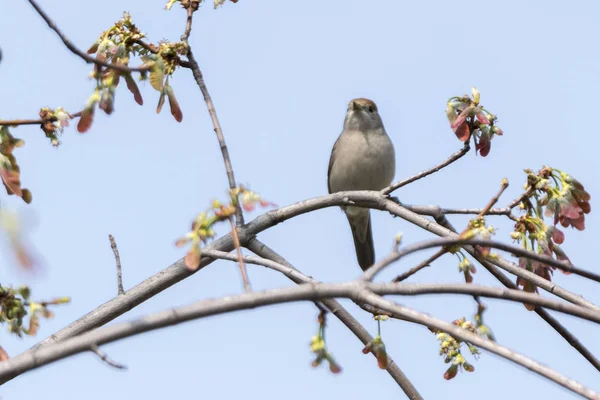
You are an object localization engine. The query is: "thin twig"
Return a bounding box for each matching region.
[0,111,83,127]
[229,217,251,291]
[382,143,470,195]
[26,0,150,74]
[109,235,124,295]
[90,345,127,370]
[185,49,244,226]
[392,249,446,282]
[477,178,509,218]
[181,1,195,43]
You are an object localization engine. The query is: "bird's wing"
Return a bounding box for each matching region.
[327,134,343,194]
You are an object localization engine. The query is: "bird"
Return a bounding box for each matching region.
[327,98,396,271]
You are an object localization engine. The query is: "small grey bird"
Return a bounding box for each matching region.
[327,98,396,270]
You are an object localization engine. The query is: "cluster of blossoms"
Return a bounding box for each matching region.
[80,13,187,133]
[0,285,70,359]
[445,87,503,156]
[433,310,494,380]
[165,0,239,10]
[175,187,274,270]
[39,107,71,147]
[511,167,591,304]
[361,315,389,370]
[310,311,341,374]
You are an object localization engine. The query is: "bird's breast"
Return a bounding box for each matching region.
[329,131,396,192]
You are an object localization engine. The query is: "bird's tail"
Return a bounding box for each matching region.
[347,211,375,271]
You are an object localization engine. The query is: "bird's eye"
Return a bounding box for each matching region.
[368,106,374,113]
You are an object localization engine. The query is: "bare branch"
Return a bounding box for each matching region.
[181,1,196,43]
[26,0,150,74]
[228,217,251,291]
[0,111,83,127]
[392,249,446,282]
[91,345,127,370]
[109,235,125,295]
[477,178,509,218]
[185,49,244,225]
[0,282,597,398]
[382,143,470,195]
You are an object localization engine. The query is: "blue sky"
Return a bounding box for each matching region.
[0,0,599,399]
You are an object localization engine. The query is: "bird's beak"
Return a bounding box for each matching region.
[350,100,361,112]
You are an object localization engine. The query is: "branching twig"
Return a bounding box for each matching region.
[27,0,150,74]
[181,1,195,43]
[507,187,535,209]
[229,217,251,291]
[90,345,127,370]
[0,111,83,127]
[392,249,446,282]
[382,143,470,195]
[477,178,509,218]
[109,235,125,295]
[185,50,244,226]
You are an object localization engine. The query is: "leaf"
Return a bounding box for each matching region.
[77,107,95,133]
[185,249,201,270]
[22,188,32,204]
[26,313,39,336]
[174,237,189,248]
[444,364,458,380]
[0,168,22,197]
[166,85,183,122]
[87,42,100,54]
[99,90,115,115]
[125,74,143,105]
[0,346,9,361]
[149,59,165,91]
[156,90,166,114]
[453,122,470,142]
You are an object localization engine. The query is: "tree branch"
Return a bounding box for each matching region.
[5,191,596,385]
[0,111,83,127]
[0,282,597,398]
[108,234,125,295]
[185,48,244,225]
[382,143,470,195]
[392,249,446,282]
